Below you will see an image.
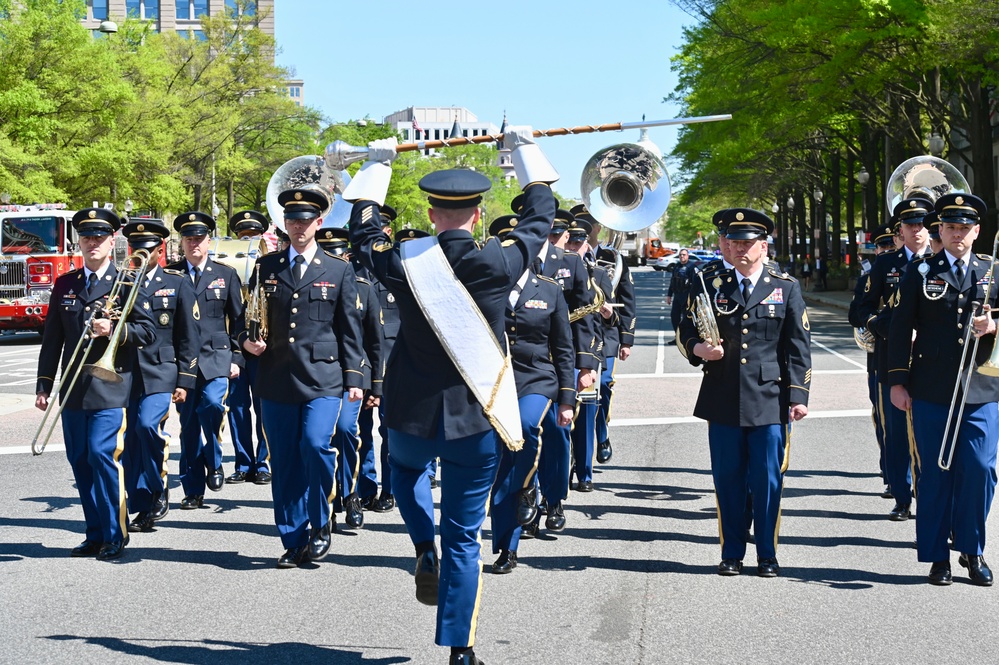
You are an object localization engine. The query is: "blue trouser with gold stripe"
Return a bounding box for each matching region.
[356,400,381,499]
[178,376,228,497]
[227,357,269,476]
[491,394,550,553]
[123,391,171,514]
[538,408,571,502]
[912,399,998,562]
[595,356,616,444]
[571,400,598,484]
[708,422,785,561]
[62,408,127,544]
[389,421,501,648]
[880,382,913,504]
[334,390,362,500]
[261,396,341,549]
[869,370,887,481]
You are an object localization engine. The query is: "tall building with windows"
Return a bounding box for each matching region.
[384,107,501,149]
[80,1,274,39]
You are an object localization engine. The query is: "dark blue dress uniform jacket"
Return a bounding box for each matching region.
[166,258,246,380]
[857,249,927,377]
[349,183,556,441]
[248,249,365,402]
[539,246,600,371]
[887,253,999,405]
[679,266,811,427]
[849,272,876,374]
[354,262,395,395]
[132,267,200,394]
[356,276,383,394]
[507,272,575,405]
[597,247,637,347]
[37,267,156,410]
[592,265,619,359]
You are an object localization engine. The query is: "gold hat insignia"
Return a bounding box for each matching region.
[736,212,745,221]
[295,192,303,200]
[88,210,96,219]
[189,213,196,221]
[137,224,145,232]
[956,196,965,205]
[510,219,518,226]
[243,212,251,219]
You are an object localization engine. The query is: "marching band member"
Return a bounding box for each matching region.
[122,218,199,533]
[355,206,397,514]
[487,214,575,573]
[667,249,695,345]
[167,212,246,510]
[242,189,365,568]
[857,199,934,522]
[848,223,897,498]
[888,193,997,587]
[679,209,811,577]
[224,211,272,486]
[315,226,383,530]
[36,208,156,560]
[345,126,558,665]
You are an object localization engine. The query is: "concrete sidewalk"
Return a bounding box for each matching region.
[803,289,853,311]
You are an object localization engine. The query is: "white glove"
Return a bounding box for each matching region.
[506,125,559,187]
[342,138,397,205]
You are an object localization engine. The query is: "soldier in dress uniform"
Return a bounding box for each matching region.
[667,249,696,345]
[486,215,575,573]
[848,223,897,498]
[679,209,811,578]
[345,126,558,665]
[315,225,382,530]
[888,193,997,586]
[224,210,272,486]
[167,212,246,509]
[563,219,611,494]
[857,198,934,521]
[573,204,637,464]
[356,206,398,514]
[121,218,199,533]
[242,189,365,568]
[35,208,156,560]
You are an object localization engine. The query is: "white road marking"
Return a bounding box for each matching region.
[0,444,65,456]
[654,330,665,375]
[616,369,864,379]
[812,339,867,370]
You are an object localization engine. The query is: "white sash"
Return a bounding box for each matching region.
[401,237,523,451]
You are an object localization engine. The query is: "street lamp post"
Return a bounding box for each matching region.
[928,132,945,157]
[787,194,797,267]
[814,185,826,288]
[856,167,870,233]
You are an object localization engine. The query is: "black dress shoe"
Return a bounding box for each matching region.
[345,494,364,529]
[127,512,154,533]
[888,502,911,521]
[180,495,204,510]
[491,549,517,574]
[596,438,612,464]
[449,650,484,665]
[757,557,780,578]
[928,560,953,586]
[718,559,743,576]
[546,501,566,531]
[373,492,395,513]
[414,549,440,606]
[516,487,538,526]
[308,517,335,560]
[70,540,102,557]
[959,554,994,587]
[207,466,225,492]
[253,470,272,485]
[96,538,127,561]
[226,470,248,484]
[360,495,378,511]
[576,480,594,493]
[277,545,311,569]
[520,511,540,540]
[150,488,169,521]
[880,485,893,499]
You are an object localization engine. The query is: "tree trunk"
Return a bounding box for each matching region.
[831,151,842,268]
[845,151,858,275]
[970,81,998,253]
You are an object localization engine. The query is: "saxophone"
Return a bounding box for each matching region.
[246,263,268,342]
[569,283,606,323]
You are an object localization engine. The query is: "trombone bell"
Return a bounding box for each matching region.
[581,141,671,233]
[84,358,124,384]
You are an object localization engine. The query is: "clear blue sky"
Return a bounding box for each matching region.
[273,1,697,201]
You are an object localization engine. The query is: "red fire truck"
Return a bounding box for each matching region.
[0,203,81,333]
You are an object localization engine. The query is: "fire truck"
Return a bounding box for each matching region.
[0,203,82,333]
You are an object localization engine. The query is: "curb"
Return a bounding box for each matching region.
[803,292,852,312]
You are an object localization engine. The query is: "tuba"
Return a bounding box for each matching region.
[264,155,352,231]
[885,155,970,217]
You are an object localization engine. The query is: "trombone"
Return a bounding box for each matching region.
[938,231,999,470]
[31,249,152,455]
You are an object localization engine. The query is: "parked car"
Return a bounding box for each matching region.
[654,254,709,272]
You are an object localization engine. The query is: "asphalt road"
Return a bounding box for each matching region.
[0,268,996,665]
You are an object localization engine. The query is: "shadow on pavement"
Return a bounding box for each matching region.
[43,635,411,664]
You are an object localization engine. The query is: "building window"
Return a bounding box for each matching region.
[126,0,159,19]
[93,0,109,20]
[226,0,256,15]
[175,0,189,19]
[404,129,410,141]
[177,1,207,20]
[193,0,208,17]
[181,29,206,41]
[434,129,440,140]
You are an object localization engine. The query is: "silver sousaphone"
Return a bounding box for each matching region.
[265,156,353,231]
[885,155,970,217]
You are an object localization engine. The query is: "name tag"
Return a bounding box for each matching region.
[925,279,946,294]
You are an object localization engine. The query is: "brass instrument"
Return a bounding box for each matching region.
[32,250,152,455]
[323,115,731,233]
[265,155,352,231]
[569,283,606,323]
[939,230,999,470]
[692,270,721,347]
[885,155,970,217]
[245,263,268,342]
[854,327,875,353]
